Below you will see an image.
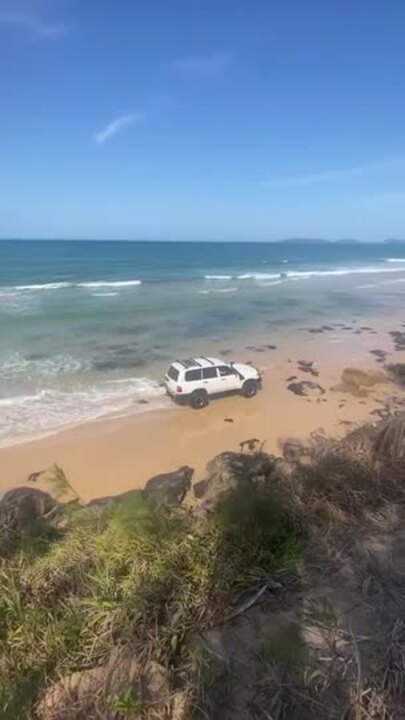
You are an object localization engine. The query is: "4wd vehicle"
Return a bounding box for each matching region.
[165,357,262,409]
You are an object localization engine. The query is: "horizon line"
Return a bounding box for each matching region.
[1,237,405,245]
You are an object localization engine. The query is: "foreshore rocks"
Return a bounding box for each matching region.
[297,360,319,377]
[287,380,326,397]
[389,330,405,351]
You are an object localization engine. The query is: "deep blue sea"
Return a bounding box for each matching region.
[1,240,405,447]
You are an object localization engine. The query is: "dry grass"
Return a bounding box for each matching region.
[193,414,405,719]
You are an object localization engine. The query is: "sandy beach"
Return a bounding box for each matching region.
[1,313,404,502]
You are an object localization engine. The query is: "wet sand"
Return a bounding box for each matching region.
[1,314,404,502]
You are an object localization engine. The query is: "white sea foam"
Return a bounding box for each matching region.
[0,353,85,381]
[0,279,142,293]
[355,277,405,290]
[78,280,142,288]
[237,272,281,280]
[286,266,405,278]
[234,266,405,282]
[385,258,405,263]
[16,282,71,291]
[204,274,233,280]
[90,291,119,297]
[0,377,167,448]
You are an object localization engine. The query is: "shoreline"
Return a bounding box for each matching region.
[1,312,404,501]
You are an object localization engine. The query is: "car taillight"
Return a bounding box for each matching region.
[176,385,183,393]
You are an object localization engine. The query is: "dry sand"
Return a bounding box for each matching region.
[1,317,404,501]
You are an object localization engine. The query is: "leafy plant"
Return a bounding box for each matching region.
[107,686,143,716]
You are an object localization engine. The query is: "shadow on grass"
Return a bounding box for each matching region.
[191,420,405,720]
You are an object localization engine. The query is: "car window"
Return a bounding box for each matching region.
[167,366,179,381]
[218,366,234,377]
[185,368,202,382]
[202,367,217,380]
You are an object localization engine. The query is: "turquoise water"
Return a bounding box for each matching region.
[1,240,405,446]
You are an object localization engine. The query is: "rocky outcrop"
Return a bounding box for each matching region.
[342,368,387,388]
[387,363,405,384]
[297,360,319,377]
[193,451,277,504]
[144,465,194,507]
[37,647,172,720]
[332,367,389,397]
[287,380,326,397]
[389,330,405,351]
[0,487,58,556]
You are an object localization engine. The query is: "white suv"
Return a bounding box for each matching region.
[165,357,262,409]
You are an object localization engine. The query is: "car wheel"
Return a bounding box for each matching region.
[190,390,209,409]
[241,379,258,398]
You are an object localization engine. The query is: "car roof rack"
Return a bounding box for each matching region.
[179,358,201,368]
[202,356,215,365]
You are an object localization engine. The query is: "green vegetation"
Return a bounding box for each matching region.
[0,483,301,719]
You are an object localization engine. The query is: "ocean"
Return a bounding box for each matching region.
[1,239,405,448]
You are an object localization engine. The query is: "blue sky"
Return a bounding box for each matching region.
[1,0,405,241]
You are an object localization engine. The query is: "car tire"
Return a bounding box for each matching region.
[241,379,258,398]
[190,389,209,409]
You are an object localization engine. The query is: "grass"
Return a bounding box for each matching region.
[0,483,301,719]
[3,414,405,719]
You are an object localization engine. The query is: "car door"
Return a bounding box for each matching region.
[184,368,202,393]
[201,366,220,394]
[217,365,239,393]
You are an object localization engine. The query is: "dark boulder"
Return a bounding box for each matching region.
[144,465,194,507]
[297,360,319,377]
[387,363,405,384]
[89,466,194,510]
[0,487,58,556]
[194,451,277,503]
[370,349,388,360]
[282,439,311,464]
[287,381,325,397]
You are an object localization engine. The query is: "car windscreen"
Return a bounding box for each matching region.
[167,366,179,381]
[218,366,235,376]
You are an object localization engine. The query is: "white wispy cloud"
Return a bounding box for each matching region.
[94,113,143,146]
[265,159,400,187]
[171,51,233,75]
[0,12,69,37]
